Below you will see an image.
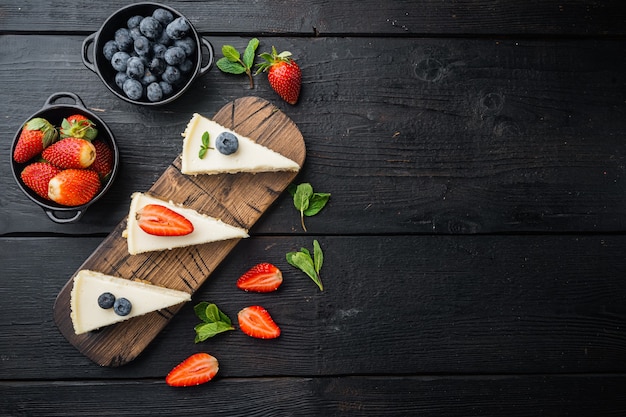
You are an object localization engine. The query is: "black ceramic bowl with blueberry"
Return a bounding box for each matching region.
[10,92,120,224]
[82,2,214,106]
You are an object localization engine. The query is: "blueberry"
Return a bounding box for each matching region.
[103,40,119,61]
[215,132,239,155]
[174,37,196,56]
[114,28,133,51]
[155,29,173,47]
[127,15,143,29]
[139,16,162,40]
[97,292,115,309]
[152,43,167,59]
[161,65,181,84]
[148,57,166,75]
[164,46,186,66]
[123,78,143,100]
[179,59,194,74]
[134,35,152,57]
[165,17,190,40]
[141,72,158,86]
[111,51,130,72]
[146,82,163,102]
[126,56,145,79]
[115,71,129,89]
[129,27,143,41]
[152,8,174,26]
[113,297,132,316]
[159,81,174,96]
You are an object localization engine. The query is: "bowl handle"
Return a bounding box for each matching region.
[199,38,215,76]
[43,92,86,109]
[82,33,98,73]
[44,209,85,224]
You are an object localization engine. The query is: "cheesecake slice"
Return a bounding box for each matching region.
[180,113,301,175]
[70,269,191,335]
[124,192,249,255]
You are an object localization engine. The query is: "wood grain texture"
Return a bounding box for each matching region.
[1,36,625,236]
[3,375,626,416]
[52,97,305,367]
[1,0,625,36]
[3,235,626,379]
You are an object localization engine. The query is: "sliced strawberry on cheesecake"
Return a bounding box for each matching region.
[236,263,283,293]
[136,204,194,236]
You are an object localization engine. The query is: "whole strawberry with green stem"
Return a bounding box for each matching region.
[60,114,98,141]
[256,46,302,105]
[13,118,59,163]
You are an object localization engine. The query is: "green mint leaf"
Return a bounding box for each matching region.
[216,57,246,74]
[313,239,323,275]
[199,131,211,159]
[286,241,324,291]
[193,302,234,342]
[294,183,313,232]
[194,321,235,343]
[243,38,259,69]
[304,193,330,216]
[222,45,241,62]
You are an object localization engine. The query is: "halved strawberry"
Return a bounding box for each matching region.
[48,169,101,206]
[20,162,62,200]
[165,353,219,387]
[136,204,194,236]
[238,305,281,339]
[236,263,283,293]
[42,137,96,169]
[60,114,98,140]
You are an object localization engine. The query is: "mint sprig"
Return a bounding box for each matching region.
[198,131,212,159]
[288,183,330,232]
[193,302,234,343]
[286,239,324,291]
[216,38,259,88]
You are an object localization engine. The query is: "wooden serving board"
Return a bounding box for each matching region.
[53,97,306,367]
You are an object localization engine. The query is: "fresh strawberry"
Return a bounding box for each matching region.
[42,137,96,169]
[20,162,61,200]
[238,305,281,339]
[237,263,283,293]
[257,46,302,105]
[136,204,194,236]
[60,114,98,140]
[165,353,219,387]
[13,118,59,163]
[91,140,114,181]
[47,169,101,206]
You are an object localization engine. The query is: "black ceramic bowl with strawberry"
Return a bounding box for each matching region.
[10,92,120,224]
[82,2,214,106]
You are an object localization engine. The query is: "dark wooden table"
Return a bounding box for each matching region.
[2,1,626,415]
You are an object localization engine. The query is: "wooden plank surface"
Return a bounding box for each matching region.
[1,0,625,36]
[2,0,626,415]
[1,36,625,236]
[52,97,305,366]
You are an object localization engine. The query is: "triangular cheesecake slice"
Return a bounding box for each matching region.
[124,192,249,255]
[180,113,301,175]
[70,269,192,335]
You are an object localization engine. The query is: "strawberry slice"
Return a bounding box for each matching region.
[236,263,283,293]
[238,305,281,339]
[136,204,194,236]
[165,353,219,387]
